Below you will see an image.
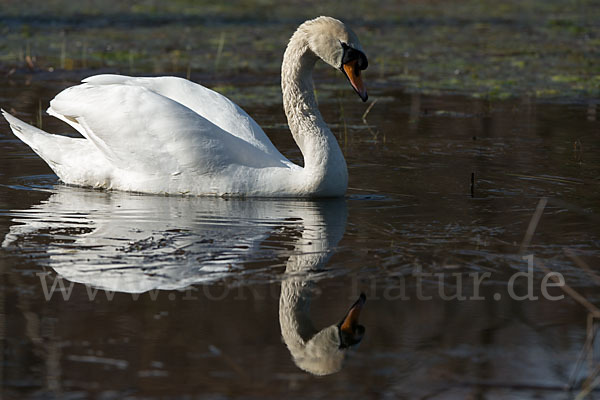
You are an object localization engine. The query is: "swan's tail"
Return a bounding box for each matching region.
[2,109,64,168]
[2,109,111,185]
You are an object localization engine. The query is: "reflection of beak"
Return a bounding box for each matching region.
[342,60,368,102]
[340,293,366,337]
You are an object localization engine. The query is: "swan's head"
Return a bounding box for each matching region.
[300,16,369,102]
[291,293,366,376]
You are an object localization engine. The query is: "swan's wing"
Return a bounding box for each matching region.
[82,74,285,159]
[48,83,286,175]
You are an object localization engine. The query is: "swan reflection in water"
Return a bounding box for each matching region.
[2,186,365,375]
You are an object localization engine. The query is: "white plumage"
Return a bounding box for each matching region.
[2,16,368,197]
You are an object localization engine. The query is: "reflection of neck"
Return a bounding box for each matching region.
[278,201,346,357]
[279,258,321,352]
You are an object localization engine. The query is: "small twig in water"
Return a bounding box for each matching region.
[362,98,378,123]
[214,32,225,72]
[37,99,42,129]
[535,260,600,318]
[519,197,547,253]
[576,363,600,400]
[569,313,597,389]
[564,248,600,286]
[574,139,583,162]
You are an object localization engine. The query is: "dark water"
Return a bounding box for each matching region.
[1,1,600,397]
[1,72,599,399]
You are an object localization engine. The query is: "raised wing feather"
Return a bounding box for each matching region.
[48,83,286,176]
[82,74,285,159]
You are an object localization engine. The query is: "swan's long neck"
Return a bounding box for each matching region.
[281,31,348,195]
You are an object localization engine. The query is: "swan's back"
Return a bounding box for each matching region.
[4,75,295,195]
[81,75,284,158]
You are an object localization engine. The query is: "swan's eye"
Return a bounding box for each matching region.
[341,43,368,71]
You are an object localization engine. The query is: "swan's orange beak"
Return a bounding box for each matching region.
[343,59,368,102]
[339,293,366,348]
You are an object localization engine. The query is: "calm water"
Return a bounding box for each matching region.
[1,3,600,398]
[0,71,599,400]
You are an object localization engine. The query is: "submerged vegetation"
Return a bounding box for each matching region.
[0,0,598,101]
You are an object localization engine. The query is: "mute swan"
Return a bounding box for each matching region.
[1,16,368,197]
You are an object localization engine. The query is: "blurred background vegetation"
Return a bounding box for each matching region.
[0,0,599,101]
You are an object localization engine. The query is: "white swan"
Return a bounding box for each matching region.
[1,16,368,197]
